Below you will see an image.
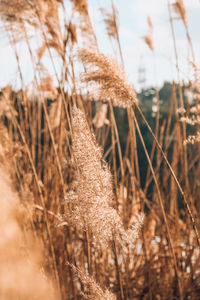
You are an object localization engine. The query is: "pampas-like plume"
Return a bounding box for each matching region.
[0,0,45,37]
[178,64,200,145]
[78,49,138,108]
[70,0,98,49]
[0,0,63,59]
[0,0,61,27]
[0,0,34,26]
[70,264,116,300]
[100,4,119,41]
[66,22,77,45]
[65,106,144,250]
[70,0,89,16]
[0,86,17,119]
[38,75,58,99]
[172,0,187,27]
[143,16,154,51]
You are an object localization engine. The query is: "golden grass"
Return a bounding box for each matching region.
[0,1,200,299]
[0,143,57,299]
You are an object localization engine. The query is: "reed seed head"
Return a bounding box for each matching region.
[172,0,187,26]
[65,106,144,250]
[70,264,116,300]
[78,49,138,108]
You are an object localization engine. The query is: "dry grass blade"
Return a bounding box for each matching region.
[49,94,62,130]
[1,0,200,298]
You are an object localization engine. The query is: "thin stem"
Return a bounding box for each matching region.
[132,108,183,300]
[135,104,200,248]
[12,115,62,299]
[112,239,124,300]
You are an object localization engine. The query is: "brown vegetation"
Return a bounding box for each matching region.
[0,0,200,299]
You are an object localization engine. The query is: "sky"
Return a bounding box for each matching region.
[90,0,200,90]
[0,0,199,91]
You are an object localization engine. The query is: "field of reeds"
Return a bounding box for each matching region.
[0,0,200,299]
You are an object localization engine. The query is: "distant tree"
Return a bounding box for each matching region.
[159,81,172,104]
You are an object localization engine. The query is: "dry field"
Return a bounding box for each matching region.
[0,0,200,299]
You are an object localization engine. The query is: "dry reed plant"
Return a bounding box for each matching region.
[100,4,124,67]
[66,21,77,45]
[0,0,61,41]
[0,0,65,69]
[0,0,36,36]
[78,49,138,108]
[69,264,116,300]
[172,0,187,26]
[92,103,109,128]
[143,16,154,51]
[100,4,119,42]
[70,0,98,49]
[0,85,17,120]
[178,64,200,144]
[0,0,200,299]
[65,106,144,250]
[36,0,64,61]
[38,75,58,99]
[49,94,62,130]
[0,131,57,299]
[70,0,88,16]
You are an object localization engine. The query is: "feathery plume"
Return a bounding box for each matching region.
[0,0,61,27]
[0,86,17,120]
[143,16,154,51]
[38,75,58,99]
[78,49,138,108]
[70,0,88,16]
[0,1,46,37]
[100,4,119,41]
[189,61,200,95]
[0,0,35,26]
[147,16,153,30]
[70,0,98,49]
[178,63,200,145]
[183,132,200,145]
[66,22,77,45]
[35,0,64,61]
[65,107,144,250]
[0,0,64,62]
[70,264,116,300]
[172,0,187,26]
